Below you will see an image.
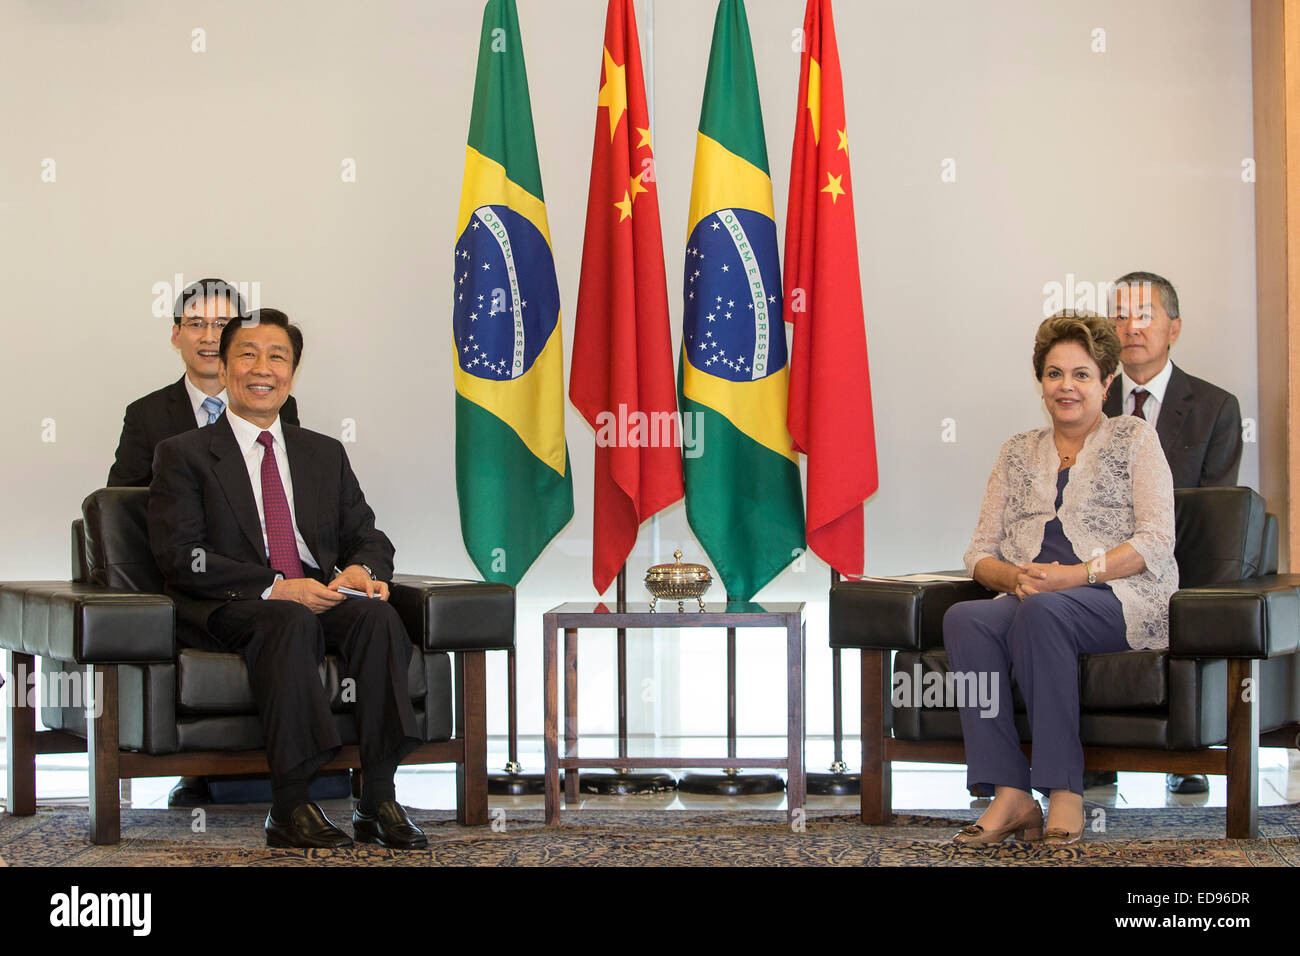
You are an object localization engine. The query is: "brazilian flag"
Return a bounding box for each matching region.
[454,0,573,586]
[681,0,805,601]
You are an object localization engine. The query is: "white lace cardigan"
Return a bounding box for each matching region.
[962,415,1178,650]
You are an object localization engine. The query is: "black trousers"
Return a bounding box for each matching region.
[201,597,422,785]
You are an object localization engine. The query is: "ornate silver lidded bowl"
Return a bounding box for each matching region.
[645,549,712,612]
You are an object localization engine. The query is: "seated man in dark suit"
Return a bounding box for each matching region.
[148,309,426,849]
[1106,270,1243,794]
[108,277,300,487]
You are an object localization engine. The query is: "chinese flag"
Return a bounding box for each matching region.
[783,0,878,578]
[570,0,683,594]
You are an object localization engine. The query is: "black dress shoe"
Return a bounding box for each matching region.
[265,802,354,849]
[1166,773,1209,794]
[168,776,212,808]
[353,801,429,850]
[1082,770,1117,789]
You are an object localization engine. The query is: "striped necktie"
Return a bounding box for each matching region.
[201,396,225,425]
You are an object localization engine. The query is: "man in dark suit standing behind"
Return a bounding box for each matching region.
[1105,270,1243,794]
[148,309,426,849]
[1105,272,1242,488]
[107,277,300,487]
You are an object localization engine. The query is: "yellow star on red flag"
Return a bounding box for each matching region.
[821,171,846,203]
[807,58,822,145]
[597,47,627,142]
[614,189,633,221]
[629,170,649,202]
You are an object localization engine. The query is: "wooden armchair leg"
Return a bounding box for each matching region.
[87,663,120,845]
[5,651,36,816]
[454,650,488,826]
[860,649,892,824]
[1225,658,1259,839]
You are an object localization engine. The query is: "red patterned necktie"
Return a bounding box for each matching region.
[1131,388,1148,420]
[256,431,305,579]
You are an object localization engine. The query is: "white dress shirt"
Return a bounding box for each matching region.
[1119,360,1174,429]
[182,375,229,428]
[223,410,319,599]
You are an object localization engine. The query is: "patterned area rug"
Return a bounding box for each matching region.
[2,804,1298,866]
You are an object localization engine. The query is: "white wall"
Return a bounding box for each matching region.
[0,0,1258,742]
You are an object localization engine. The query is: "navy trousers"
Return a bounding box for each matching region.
[942,588,1129,796]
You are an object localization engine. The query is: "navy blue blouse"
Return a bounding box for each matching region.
[1034,468,1109,590]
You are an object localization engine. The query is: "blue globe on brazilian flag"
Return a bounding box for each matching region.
[681,0,805,601]
[453,206,560,380]
[453,0,572,587]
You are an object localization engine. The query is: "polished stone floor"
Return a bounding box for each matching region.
[5,736,1298,813]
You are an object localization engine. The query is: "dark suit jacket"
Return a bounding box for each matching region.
[107,375,300,487]
[147,414,393,639]
[1103,363,1242,489]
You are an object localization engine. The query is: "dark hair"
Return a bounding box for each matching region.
[173,277,245,324]
[1032,310,1121,381]
[219,308,304,370]
[1113,271,1179,319]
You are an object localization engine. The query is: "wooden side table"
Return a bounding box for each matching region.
[541,601,806,825]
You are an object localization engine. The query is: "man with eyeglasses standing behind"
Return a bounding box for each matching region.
[1103,270,1244,796]
[105,277,301,807]
[107,277,300,487]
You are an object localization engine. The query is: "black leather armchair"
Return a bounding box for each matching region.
[1,488,515,844]
[830,487,1300,839]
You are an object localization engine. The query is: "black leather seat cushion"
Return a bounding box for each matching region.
[891,648,1299,750]
[175,708,434,752]
[893,647,1170,713]
[45,649,454,753]
[176,647,428,714]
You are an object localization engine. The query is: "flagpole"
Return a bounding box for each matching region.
[677,607,784,798]
[486,644,547,795]
[578,563,674,795]
[807,567,861,794]
[644,0,654,138]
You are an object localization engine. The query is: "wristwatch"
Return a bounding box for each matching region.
[1086,559,1099,585]
[360,564,378,581]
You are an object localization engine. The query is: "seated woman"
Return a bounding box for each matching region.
[943,311,1176,846]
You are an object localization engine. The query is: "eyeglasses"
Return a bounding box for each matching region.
[180,319,231,333]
